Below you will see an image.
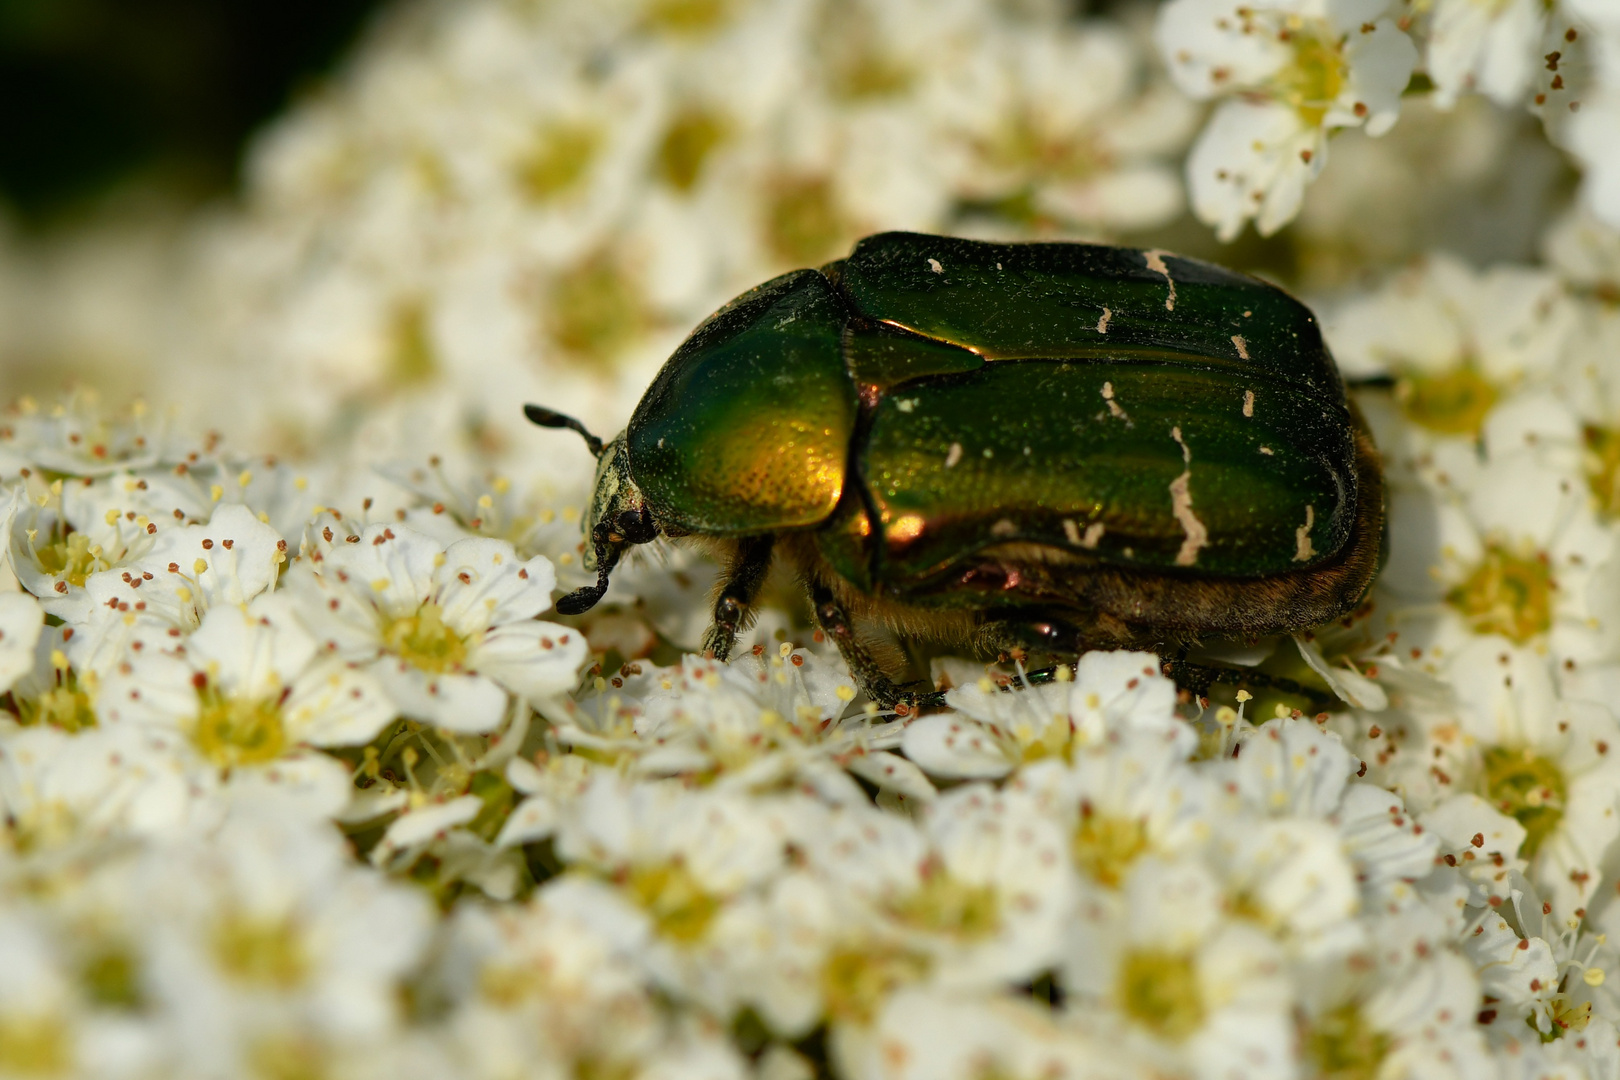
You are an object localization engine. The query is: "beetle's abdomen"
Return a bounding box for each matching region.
[856,361,1355,581]
[627,271,857,536]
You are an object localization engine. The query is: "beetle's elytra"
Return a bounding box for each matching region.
[527,231,1383,705]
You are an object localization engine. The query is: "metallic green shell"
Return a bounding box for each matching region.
[629,231,1357,585]
[834,232,1343,405]
[626,270,857,536]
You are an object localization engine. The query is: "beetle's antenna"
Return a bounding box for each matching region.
[524,404,605,458]
[554,536,620,615]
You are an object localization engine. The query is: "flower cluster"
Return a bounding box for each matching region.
[1156,0,1620,240]
[2,0,1620,1077]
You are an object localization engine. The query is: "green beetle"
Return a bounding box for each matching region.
[526,232,1382,705]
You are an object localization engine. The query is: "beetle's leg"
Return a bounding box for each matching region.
[701,535,775,662]
[806,579,929,709]
[974,616,1084,664]
[1158,658,1336,710]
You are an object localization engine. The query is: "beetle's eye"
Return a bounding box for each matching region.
[618,508,656,544]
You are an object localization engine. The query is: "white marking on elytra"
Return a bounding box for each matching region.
[1242,390,1255,417]
[1294,505,1316,562]
[1144,249,1177,311]
[1064,518,1104,548]
[1232,335,1249,360]
[945,442,963,468]
[928,258,944,274]
[996,262,1003,270]
[1097,307,1112,333]
[1259,445,1274,455]
[1101,381,1129,421]
[1168,426,1208,566]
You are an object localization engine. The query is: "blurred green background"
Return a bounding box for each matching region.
[0,0,385,225]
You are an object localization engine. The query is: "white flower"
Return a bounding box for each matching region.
[432,897,682,1080]
[283,525,584,732]
[133,812,433,1076]
[1157,0,1419,238]
[540,773,814,1006]
[0,722,191,862]
[92,601,393,819]
[0,592,43,695]
[1395,642,1620,917]
[904,650,1185,781]
[1064,856,1295,1080]
[546,644,927,802]
[67,503,289,676]
[1427,0,1549,109]
[1296,908,1493,1080]
[855,986,1142,1080]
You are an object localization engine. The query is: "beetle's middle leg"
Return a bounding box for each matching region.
[701,534,775,662]
[806,579,932,709]
[974,615,1087,664]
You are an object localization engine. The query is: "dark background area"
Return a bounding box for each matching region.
[0,0,386,226]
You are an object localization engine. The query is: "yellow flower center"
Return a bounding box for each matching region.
[1072,812,1150,889]
[1396,366,1498,436]
[1583,424,1620,517]
[625,862,721,943]
[656,108,728,192]
[19,683,96,734]
[388,300,437,385]
[1538,997,1593,1041]
[821,944,931,1025]
[1117,948,1205,1042]
[517,122,601,202]
[765,175,851,266]
[642,0,734,34]
[193,688,287,769]
[81,946,142,1010]
[33,530,108,588]
[249,1036,329,1080]
[545,253,649,368]
[212,913,308,989]
[1305,1003,1391,1080]
[383,602,469,674]
[1277,26,1346,127]
[1482,745,1567,860]
[890,869,1000,940]
[1446,542,1553,644]
[0,1012,71,1076]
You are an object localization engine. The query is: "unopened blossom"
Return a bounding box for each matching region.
[1157,0,1419,238]
[282,524,584,732]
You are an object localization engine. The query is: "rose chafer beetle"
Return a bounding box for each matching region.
[526,232,1382,705]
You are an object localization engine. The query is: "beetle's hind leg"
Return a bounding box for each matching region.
[1159,653,1336,710]
[701,535,775,662]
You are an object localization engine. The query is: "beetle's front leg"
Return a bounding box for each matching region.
[701,535,775,662]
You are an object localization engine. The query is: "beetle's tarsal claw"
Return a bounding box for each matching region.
[523,404,606,458]
[555,583,607,615]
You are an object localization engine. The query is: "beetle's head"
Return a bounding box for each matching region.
[524,404,657,615]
